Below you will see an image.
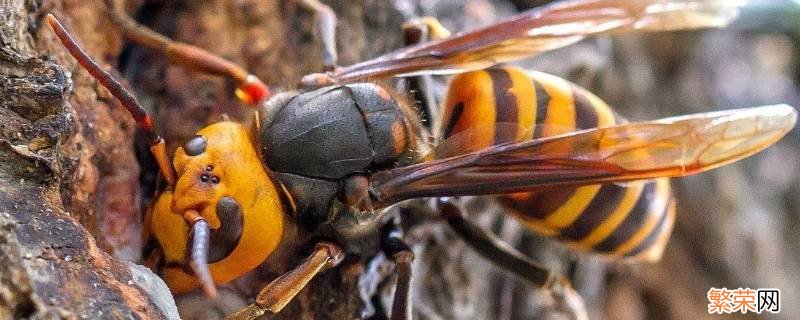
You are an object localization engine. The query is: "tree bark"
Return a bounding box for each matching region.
[0,0,175,318]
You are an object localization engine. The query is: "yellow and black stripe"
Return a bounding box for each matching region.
[439,66,674,262]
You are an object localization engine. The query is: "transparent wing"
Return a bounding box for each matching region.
[370,105,796,206]
[423,122,578,161]
[333,0,744,83]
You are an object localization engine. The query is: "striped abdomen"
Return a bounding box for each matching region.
[438,66,675,262]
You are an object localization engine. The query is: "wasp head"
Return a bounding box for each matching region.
[169,122,273,228]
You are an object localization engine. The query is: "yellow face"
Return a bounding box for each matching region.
[146,121,285,294]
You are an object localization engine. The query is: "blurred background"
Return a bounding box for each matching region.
[395,1,800,319]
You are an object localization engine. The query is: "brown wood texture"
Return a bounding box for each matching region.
[2,0,406,319]
[0,0,174,318]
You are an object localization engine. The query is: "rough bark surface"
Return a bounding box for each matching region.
[0,0,175,318]
[2,0,405,319]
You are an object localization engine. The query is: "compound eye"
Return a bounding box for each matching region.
[184,135,208,156]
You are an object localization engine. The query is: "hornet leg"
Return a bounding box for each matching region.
[438,198,551,287]
[103,0,270,105]
[298,0,338,72]
[226,242,344,320]
[438,199,588,319]
[296,0,340,89]
[382,217,414,320]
